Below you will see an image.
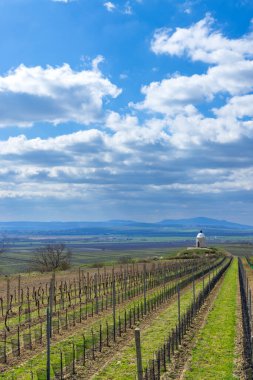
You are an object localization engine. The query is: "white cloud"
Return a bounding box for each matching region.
[104,2,116,12]
[165,112,253,148]
[134,60,253,116]
[106,111,168,150]
[103,1,135,15]
[130,16,253,150]
[151,14,253,64]
[149,167,253,194]
[0,60,121,128]
[0,123,253,203]
[0,108,253,209]
[0,130,106,156]
[135,16,253,117]
[214,94,253,119]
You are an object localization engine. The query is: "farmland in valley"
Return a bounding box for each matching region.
[1,218,253,275]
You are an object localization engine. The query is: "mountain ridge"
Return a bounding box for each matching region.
[0,217,252,231]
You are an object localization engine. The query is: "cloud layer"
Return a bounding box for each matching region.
[0,59,120,128]
[1,15,253,221]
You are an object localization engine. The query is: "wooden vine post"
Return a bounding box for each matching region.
[135,328,143,380]
[112,267,116,342]
[143,264,147,315]
[192,269,196,315]
[6,276,10,311]
[46,307,51,380]
[208,264,211,292]
[94,273,99,314]
[177,284,181,343]
[49,279,54,338]
[18,275,21,304]
[177,284,181,325]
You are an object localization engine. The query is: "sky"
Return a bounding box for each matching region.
[0,0,253,223]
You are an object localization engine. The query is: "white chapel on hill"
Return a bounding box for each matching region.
[196,230,207,248]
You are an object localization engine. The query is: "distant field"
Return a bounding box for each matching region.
[0,247,179,275]
[0,234,189,274]
[0,231,252,274]
[0,235,184,274]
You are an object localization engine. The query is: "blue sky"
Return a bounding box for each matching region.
[0,0,253,223]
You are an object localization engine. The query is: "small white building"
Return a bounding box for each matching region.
[196,230,207,248]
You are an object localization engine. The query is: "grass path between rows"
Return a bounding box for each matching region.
[183,258,238,380]
[91,266,221,380]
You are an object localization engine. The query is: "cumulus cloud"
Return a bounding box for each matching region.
[136,16,253,116]
[0,60,121,128]
[104,2,116,12]
[151,14,253,64]
[165,112,253,148]
[131,16,253,150]
[0,131,100,155]
[135,60,253,116]
[214,94,253,119]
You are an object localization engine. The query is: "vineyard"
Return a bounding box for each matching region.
[0,249,252,379]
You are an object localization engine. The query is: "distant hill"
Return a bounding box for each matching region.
[0,217,252,233]
[157,217,253,230]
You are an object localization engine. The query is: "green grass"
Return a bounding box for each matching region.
[92,266,223,380]
[176,246,228,259]
[184,259,238,380]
